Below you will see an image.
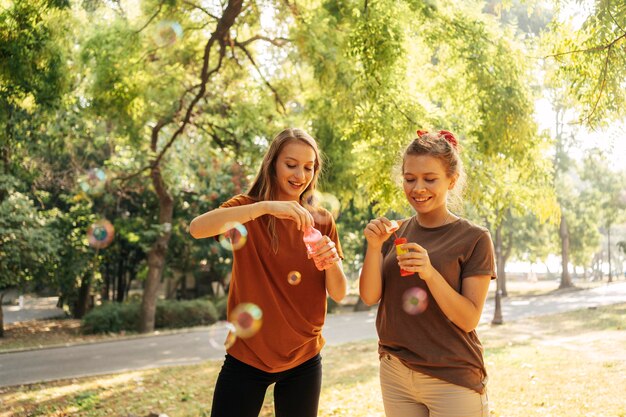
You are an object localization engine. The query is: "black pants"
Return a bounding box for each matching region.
[210,353,323,417]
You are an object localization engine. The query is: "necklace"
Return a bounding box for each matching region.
[418,211,451,228]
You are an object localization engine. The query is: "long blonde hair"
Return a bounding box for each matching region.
[247,128,322,252]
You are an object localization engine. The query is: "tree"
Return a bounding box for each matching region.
[80,0,305,332]
[580,151,626,281]
[545,0,626,127]
[0,175,60,336]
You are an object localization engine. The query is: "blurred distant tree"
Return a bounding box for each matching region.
[580,151,626,281]
[0,175,60,336]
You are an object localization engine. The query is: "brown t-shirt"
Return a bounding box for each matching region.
[220,194,343,372]
[377,216,496,393]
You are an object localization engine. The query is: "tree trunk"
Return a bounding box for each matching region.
[492,224,504,324]
[139,165,173,333]
[116,256,126,303]
[491,288,503,325]
[606,224,613,282]
[494,224,506,295]
[74,271,92,319]
[501,228,514,297]
[559,209,573,288]
[0,293,5,338]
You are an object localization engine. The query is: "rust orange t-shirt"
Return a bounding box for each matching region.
[219,194,343,372]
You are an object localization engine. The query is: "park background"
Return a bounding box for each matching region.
[1,0,626,416]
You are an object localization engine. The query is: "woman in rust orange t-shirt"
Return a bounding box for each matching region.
[190,128,347,417]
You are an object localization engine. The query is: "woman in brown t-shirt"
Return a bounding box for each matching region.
[360,130,496,417]
[190,128,347,417]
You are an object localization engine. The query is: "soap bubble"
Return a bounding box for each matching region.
[78,168,106,195]
[230,302,263,339]
[287,271,302,285]
[402,287,428,315]
[87,219,115,249]
[153,21,183,47]
[223,322,237,349]
[302,190,341,224]
[219,222,248,251]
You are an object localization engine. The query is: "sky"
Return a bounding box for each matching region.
[534,98,626,172]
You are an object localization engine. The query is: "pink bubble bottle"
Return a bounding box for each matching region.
[303,226,323,256]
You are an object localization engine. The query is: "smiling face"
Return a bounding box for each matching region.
[274,141,317,201]
[402,154,457,218]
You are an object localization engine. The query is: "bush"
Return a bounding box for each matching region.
[213,296,228,320]
[154,299,219,329]
[82,299,219,334]
[81,302,140,334]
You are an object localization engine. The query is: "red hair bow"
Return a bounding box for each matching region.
[416,129,458,149]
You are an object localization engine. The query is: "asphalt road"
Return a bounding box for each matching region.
[1,282,625,388]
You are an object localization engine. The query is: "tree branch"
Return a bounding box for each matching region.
[581,44,612,125]
[135,0,166,34]
[234,41,287,113]
[607,0,625,33]
[238,34,291,47]
[150,0,243,168]
[182,0,220,20]
[544,31,626,58]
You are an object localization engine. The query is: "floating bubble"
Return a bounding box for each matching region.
[223,322,237,349]
[318,192,341,219]
[219,222,248,251]
[287,271,302,286]
[302,189,322,209]
[230,302,262,339]
[153,21,183,47]
[302,190,341,224]
[402,287,428,315]
[208,320,226,349]
[78,168,106,195]
[385,220,399,234]
[87,219,115,249]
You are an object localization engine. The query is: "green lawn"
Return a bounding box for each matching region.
[1,303,624,417]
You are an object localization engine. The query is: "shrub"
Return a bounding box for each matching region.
[81,302,140,334]
[82,299,219,334]
[154,299,219,329]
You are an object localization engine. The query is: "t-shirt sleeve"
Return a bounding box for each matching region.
[219,194,253,209]
[213,195,254,241]
[461,230,496,280]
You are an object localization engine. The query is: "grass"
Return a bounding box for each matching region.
[1,301,625,417]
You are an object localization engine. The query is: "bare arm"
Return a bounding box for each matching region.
[308,235,347,302]
[359,217,397,306]
[359,245,384,305]
[189,200,314,239]
[324,260,347,302]
[423,272,490,332]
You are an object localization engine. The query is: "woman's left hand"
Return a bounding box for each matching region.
[309,236,341,271]
[396,242,435,281]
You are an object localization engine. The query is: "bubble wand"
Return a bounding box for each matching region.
[387,220,413,277]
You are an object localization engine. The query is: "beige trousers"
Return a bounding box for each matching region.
[379,353,488,417]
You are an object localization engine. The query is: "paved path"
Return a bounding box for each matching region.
[3,297,65,324]
[1,282,625,388]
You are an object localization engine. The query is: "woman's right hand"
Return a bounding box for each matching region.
[265,201,315,231]
[363,217,398,249]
